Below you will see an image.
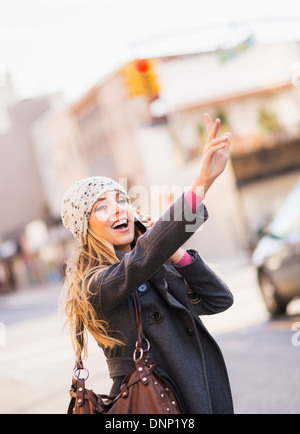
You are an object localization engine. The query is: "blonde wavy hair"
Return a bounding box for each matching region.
[62,227,137,364]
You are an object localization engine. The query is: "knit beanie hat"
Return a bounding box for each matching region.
[61,176,130,245]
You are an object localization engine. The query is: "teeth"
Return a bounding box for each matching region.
[112,219,128,229]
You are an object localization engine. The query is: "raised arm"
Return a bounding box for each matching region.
[192,113,231,196]
[169,114,231,263]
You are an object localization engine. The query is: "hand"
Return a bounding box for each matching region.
[193,114,231,196]
[134,209,155,232]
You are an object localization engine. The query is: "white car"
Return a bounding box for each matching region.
[252,182,300,315]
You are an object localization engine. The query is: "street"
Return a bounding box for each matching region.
[0,260,300,414]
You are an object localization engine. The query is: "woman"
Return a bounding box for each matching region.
[61,114,234,414]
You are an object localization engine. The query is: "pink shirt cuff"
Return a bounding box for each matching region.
[184,189,204,213]
[174,251,193,267]
[174,190,204,266]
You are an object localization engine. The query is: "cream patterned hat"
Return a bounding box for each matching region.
[61,176,129,245]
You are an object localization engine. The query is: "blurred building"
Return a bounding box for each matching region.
[0,71,154,290]
[0,77,67,290]
[1,39,300,290]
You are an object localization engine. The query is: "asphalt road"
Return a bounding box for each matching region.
[0,261,299,414]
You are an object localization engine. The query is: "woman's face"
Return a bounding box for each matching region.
[89,190,135,252]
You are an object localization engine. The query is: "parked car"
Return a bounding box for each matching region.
[252,181,300,316]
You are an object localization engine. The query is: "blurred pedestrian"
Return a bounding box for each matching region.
[61,114,234,414]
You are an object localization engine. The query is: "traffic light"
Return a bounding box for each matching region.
[121,59,160,99]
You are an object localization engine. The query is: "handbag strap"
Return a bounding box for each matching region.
[132,290,146,345]
[132,290,151,362]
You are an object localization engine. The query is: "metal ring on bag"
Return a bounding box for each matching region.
[133,347,144,362]
[73,367,89,381]
[135,338,150,352]
[133,338,150,362]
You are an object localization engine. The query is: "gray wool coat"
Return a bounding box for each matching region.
[90,193,234,414]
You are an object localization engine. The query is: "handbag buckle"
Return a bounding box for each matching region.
[73,366,90,381]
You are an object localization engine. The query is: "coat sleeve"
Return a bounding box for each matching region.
[173,249,234,315]
[90,194,208,314]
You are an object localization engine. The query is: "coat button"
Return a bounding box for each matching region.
[137,283,147,293]
[185,328,194,336]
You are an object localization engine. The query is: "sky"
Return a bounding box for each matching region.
[1,0,300,103]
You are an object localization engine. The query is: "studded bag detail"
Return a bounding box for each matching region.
[67,291,181,414]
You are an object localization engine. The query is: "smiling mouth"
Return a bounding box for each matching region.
[111,219,129,232]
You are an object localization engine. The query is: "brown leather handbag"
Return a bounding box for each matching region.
[67,291,181,414]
